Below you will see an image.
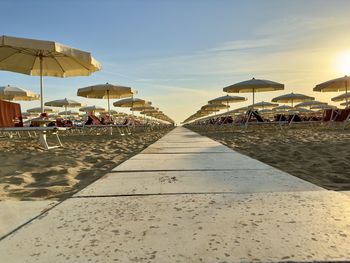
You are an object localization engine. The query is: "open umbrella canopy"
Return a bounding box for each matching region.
[208,95,246,104]
[201,103,229,111]
[331,92,350,102]
[58,110,79,116]
[78,83,133,114]
[340,101,350,107]
[113,97,149,108]
[27,107,57,113]
[45,98,84,108]
[272,105,294,112]
[314,75,350,92]
[310,104,337,110]
[130,105,154,111]
[0,35,101,112]
[79,105,106,112]
[295,100,327,108]
[272,93,314,105]
[249,101,278,109]
[223,78,284,105]
[0,85,39,101]
[77,83,132,99]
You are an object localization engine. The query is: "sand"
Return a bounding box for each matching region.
[191,125,350,191]
[0,127,173,201]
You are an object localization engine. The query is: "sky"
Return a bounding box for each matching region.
[2,0,350,124]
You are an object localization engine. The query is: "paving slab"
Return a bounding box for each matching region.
[75,170,323,197]
[1,192,350,263]
[142,145,233,153]
[113,152,272,171]
[0,200,57,239]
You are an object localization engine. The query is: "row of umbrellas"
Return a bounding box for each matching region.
[0,35,173,124]
[184,76,350,123]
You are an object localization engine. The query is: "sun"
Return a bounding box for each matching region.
[336,51,350,75]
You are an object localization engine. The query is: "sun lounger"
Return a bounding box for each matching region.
[0,126,67,150]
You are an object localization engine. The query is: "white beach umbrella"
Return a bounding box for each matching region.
[314,75,350,105]
[27,107,57,113]
[331,92,350,102]
[79,105,106,113]
[249,101,278,109]
[45,98,85,116]
[272,105,294,113]
[295,100,328,108]
[58,110,79,116]
[0,35,101,112]
[77,83,133,114]
[208,95,246,111]
[223,78,284,105]
[310,104,337,110]
[272,92,314,107]
[0,85,39,101]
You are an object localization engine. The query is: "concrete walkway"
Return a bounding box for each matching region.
[1,127,350,262]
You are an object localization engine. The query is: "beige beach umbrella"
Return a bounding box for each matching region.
[201,103,229,111]
[340,101,350,107]
[295,100,327,108]
[310,104,337,110]
[249,101,278,109]
[314,75,350,105]
[208,95,246,111]
[77,83,132,114]
[58,110,79,115]
[272,105,294,113]
[0,85,39,101]
[223,78,284,105]
[314,75,350,92]
[331,92,350,102]
[45,98,85,116]
[113,97,149,108]
[79,105,106,113]
[27,107,57,113]
[272,92,314,107]
[0,35,101,112]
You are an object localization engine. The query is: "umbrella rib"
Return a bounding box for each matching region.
[68,55,92,72]
[52,56,66,75]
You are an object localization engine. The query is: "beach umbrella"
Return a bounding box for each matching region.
[201,103,229,111]
[58,110,79,116]
[272,105,294,112]
[0,85,39,101]
[314,75,350,105]
[77,83,133,114]
[45,98,85,116]
[314,75,350,92]
[223,78,284,105]
[340,101,350,107]
[310,104,337,110]
[249,101,278,109]
[79,105,106,113]
[113,98,149,108]
[331,92,350,102]
[295,100,327,108]
[208,95,246,111]
[27,107,57,113]
[0,35,101,112]
[272,92,314,107]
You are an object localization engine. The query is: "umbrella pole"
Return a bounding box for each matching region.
[40,55,44,113]
[346,80,348,106]
[252,88,255,106]
[107,90,110,115]
[65,105,67,117]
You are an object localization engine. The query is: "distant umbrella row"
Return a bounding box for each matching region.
[0,35,174,124]
[0,84,174,124]
[183,76,350,123]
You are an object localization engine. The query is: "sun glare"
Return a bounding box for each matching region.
[336,51,350,75]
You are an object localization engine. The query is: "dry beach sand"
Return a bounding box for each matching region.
[193,126,350,191]
[0,128,173,201]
